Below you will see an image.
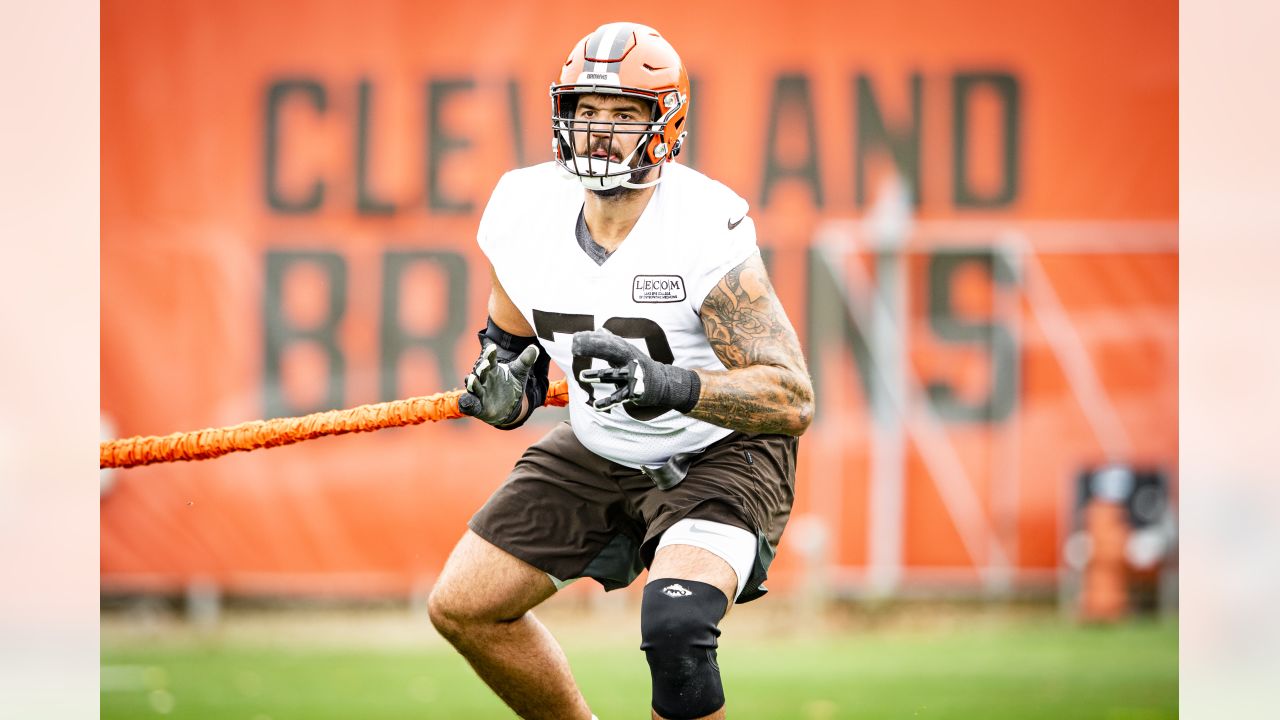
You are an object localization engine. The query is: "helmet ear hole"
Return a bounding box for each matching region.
[554,133,570,161]
[670,131,687,159]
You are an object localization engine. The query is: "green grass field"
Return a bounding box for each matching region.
[102,607,1176,719]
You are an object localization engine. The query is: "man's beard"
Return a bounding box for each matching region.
[581,135,653,199]
[588,165,654,200]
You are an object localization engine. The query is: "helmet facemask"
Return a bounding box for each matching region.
[551,88,684,192]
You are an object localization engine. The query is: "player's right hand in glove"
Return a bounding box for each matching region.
[458,342,541,428]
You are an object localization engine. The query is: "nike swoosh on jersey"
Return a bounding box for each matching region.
[727,216,744,230]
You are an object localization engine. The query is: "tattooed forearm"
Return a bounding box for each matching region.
[691,365,814,435]
[689,253,814,436]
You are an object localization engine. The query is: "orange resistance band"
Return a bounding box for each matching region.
[101,378,571,470]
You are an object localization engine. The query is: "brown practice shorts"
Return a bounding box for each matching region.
[468,422,798,604]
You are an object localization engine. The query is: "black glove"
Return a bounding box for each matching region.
[571,330,701,413]
[459,341,542,428]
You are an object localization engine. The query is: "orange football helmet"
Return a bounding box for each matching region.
[551,22,690,190]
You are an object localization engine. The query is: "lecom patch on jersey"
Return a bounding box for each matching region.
[632,275,686,303]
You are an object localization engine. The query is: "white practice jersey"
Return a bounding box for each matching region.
[477,161,758,468]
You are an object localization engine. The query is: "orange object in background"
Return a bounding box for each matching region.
[1081,501,1131,621]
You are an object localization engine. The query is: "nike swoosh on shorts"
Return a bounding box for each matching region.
[688,523,726,536]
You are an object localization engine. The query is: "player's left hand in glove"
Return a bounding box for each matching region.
[572,330,701,413]
[458,342,541,428]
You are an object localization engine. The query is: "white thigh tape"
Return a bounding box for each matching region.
[656,518,757,600]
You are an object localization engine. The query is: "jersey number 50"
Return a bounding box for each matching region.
[533,309,674,421]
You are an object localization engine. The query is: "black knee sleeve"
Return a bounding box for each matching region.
[640,579,729,720]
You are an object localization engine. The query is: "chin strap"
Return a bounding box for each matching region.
[560,165,666,191]
[620,173,665,189]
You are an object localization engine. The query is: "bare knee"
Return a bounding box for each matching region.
[426,584,470,641]
[428,578,512,639]
[427,531,555,643]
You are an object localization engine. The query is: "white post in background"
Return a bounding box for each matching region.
[865,176,912,598]
[989,236,1023,597]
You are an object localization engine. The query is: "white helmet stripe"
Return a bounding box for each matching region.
[589,25,621,74]
[586,22,638,75]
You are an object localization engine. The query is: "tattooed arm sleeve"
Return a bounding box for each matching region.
[689,252,815,436]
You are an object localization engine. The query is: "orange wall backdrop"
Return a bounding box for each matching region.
[101,0,1177,597]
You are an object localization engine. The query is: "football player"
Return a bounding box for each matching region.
[429,22,813,720]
